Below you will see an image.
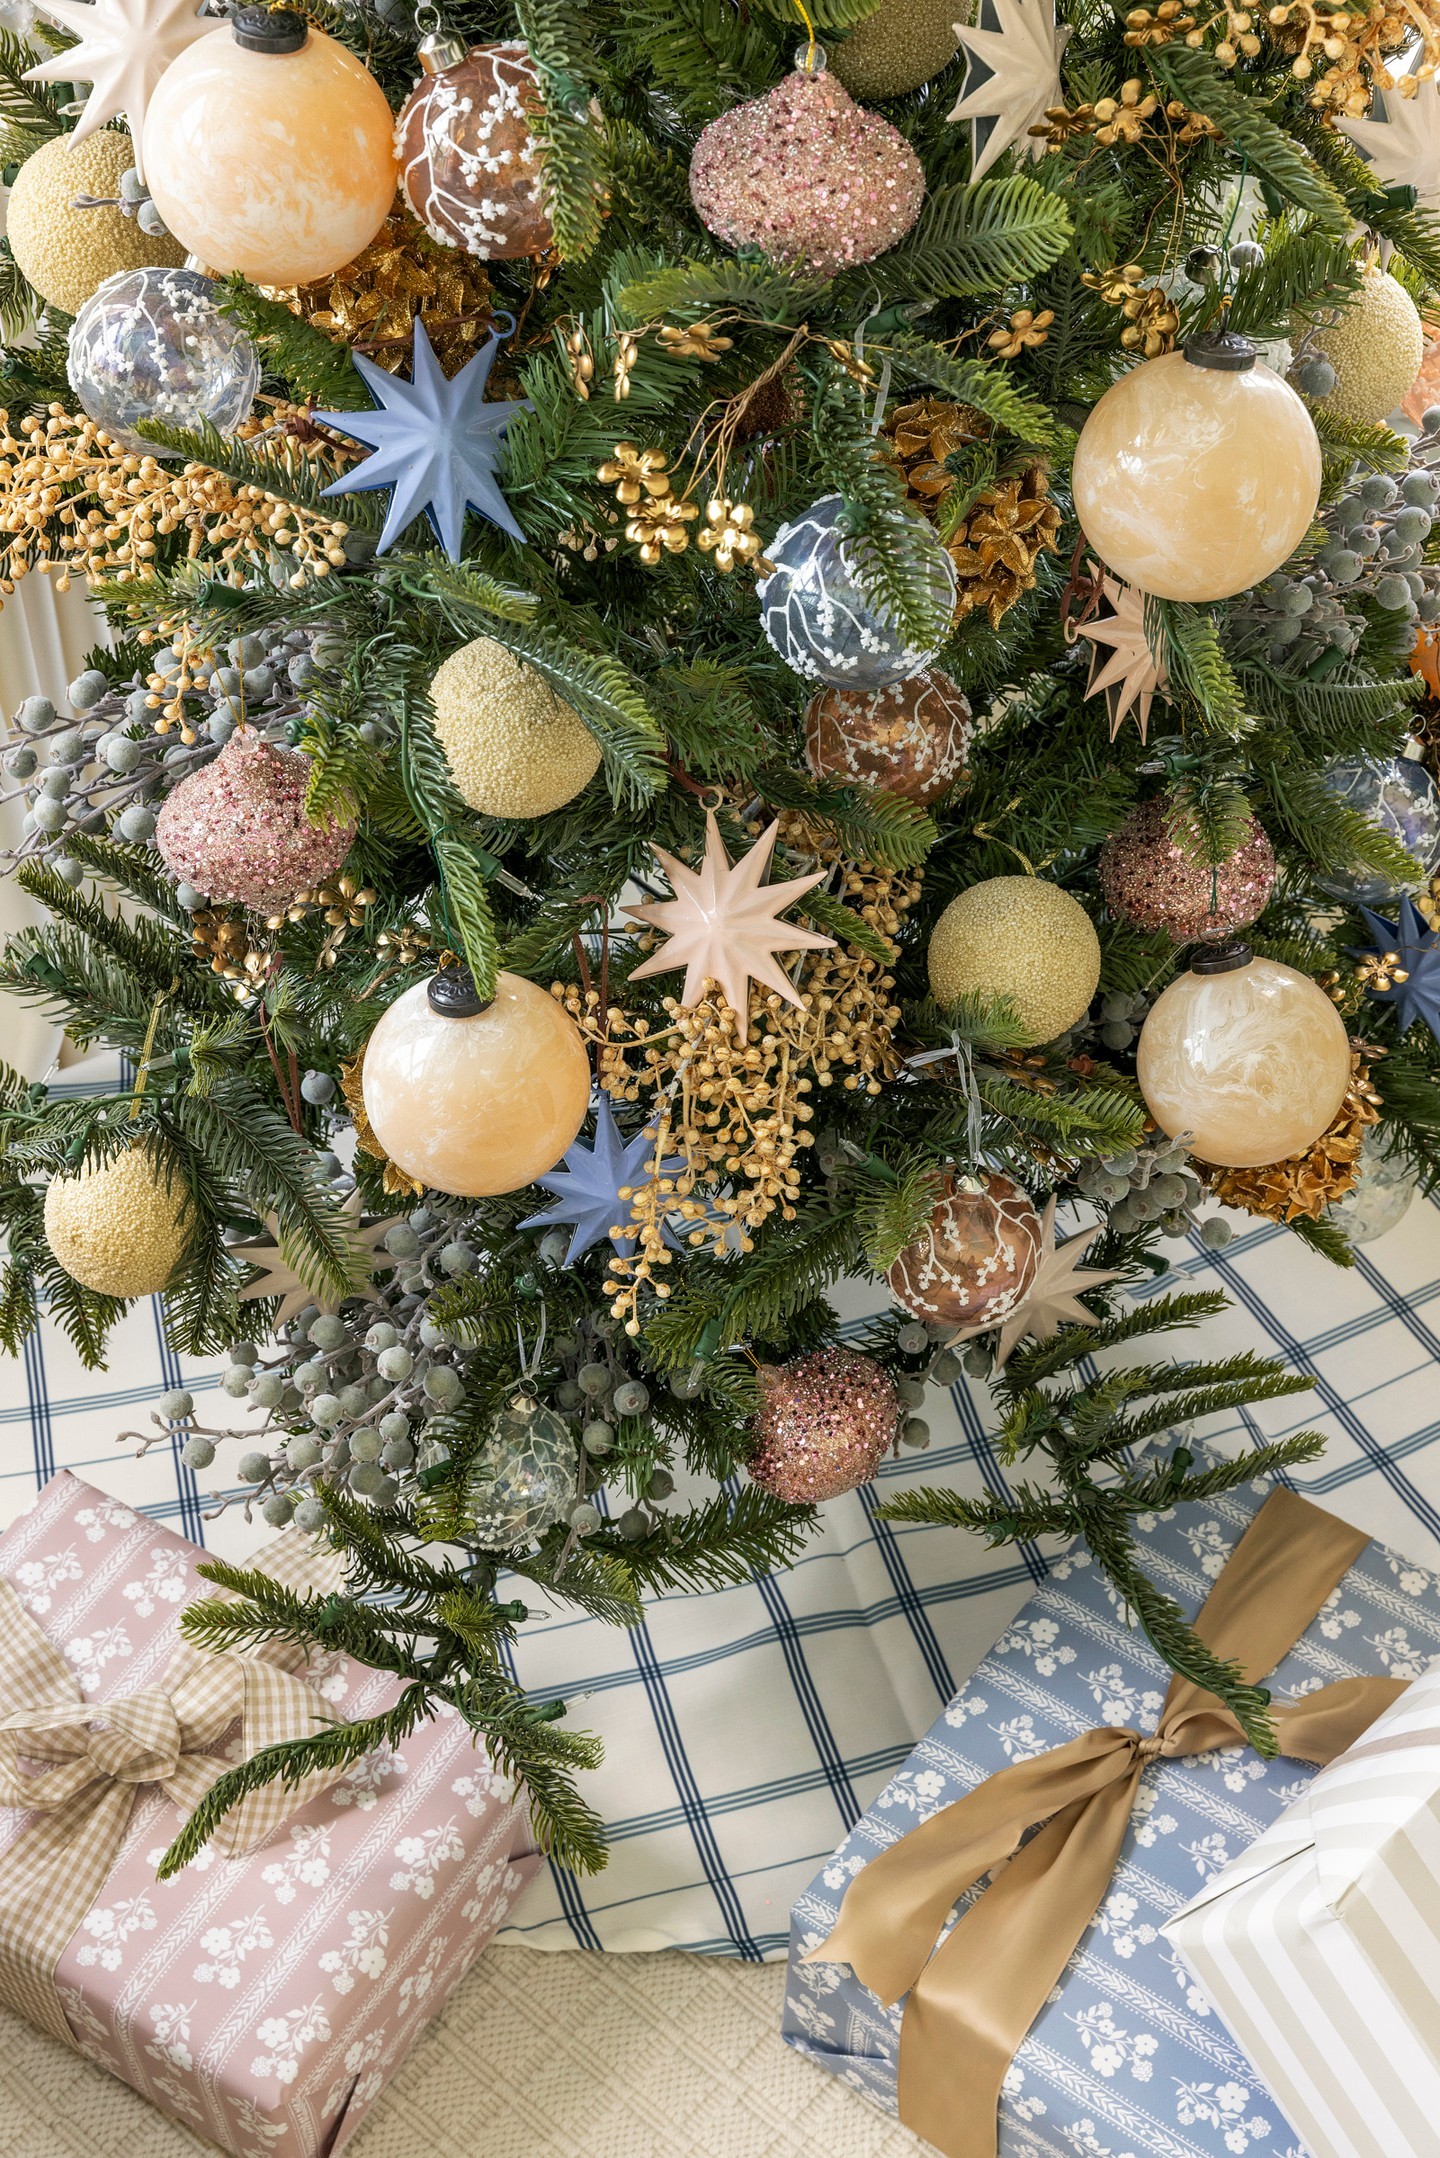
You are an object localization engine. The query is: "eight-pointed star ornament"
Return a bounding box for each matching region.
[520,1093,686,1265]
[1348,894,1440,1046]
[1341,80,1440,215]
[230,1190,401,1326]
[26,0,222,184]
[1074,568,1169,744]
[624,812,834,1042]
[315,316,531,560]
[948,0,1072,184]
[987,1198,1122,1366]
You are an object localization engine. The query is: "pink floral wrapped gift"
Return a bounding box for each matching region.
[0,1471,539,2158]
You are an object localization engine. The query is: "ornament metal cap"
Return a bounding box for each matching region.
[1189,938,1254,975]
[417,30,469,73]
[231,5,308,52]
[426,966,493,1017]
[1183,327,1257,373]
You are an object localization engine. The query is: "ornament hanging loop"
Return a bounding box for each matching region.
[792,0,825,72]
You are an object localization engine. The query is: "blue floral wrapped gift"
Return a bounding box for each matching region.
[783,1476,1440,2158]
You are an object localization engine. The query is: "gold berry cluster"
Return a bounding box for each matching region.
[1118,0,1439,111]
[0,406,351,597]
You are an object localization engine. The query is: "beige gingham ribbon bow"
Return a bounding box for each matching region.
[0,1559,344,2049]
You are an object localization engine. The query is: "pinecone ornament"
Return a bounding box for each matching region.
[885,397,1063,630]
[279,206,495,378]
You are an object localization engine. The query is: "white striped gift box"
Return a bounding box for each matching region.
[1166,1662,1440,2158]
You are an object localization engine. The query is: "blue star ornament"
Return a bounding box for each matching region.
[315,317,530,560]
[1348,895,1440,1044]
[520,1095,686,1265]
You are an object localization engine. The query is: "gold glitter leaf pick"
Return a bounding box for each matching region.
[624,812,835,1043]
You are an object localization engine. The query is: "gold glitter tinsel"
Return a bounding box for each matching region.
[884,398,1061,630]
[339,1047,425,1199]
[0,404,351,596]
[281,206,494,378]
[552,828,920,1329]
[1201,1048,1383,1223]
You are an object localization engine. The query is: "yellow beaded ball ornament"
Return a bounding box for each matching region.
[430,637,602,818]
[6,130,185,316]
[43,1143,191,1298]
[1302,265,1425,428]
[928,875,1101,1045]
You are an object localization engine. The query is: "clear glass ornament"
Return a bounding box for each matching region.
[1327,1128,1419,1244]
[67,267,260,456]
[1315,754,1440,907]
[758,493,956,689]
[467,1394,578,1545]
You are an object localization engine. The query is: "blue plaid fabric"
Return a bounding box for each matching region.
[1,1191,1438,1960]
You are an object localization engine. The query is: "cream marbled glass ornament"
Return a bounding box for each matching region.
[1071,344,1321,602]
[1136,951,1351,1169]
[141,11,397,287]
[361,971,591,1198]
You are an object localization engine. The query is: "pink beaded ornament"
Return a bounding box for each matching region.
[689,56,924,279]
[1099,797,1276,943]
[154,728,356,912]
[748,1346,900,1504]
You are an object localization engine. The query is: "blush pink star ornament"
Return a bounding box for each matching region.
[1073,567,1169,744]
[27,0,223,185]
[624,812,834,1042]
[987,1197,1123,1367]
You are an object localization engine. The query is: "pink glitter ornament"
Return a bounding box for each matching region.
[887,1172,1042,1332]
[689,61,925,279]
[748,1345,900,1504]
[154,727,356,912]
[1099,796,1276,943]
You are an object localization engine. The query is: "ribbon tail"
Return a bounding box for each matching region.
[0,1780,139,2049]
[810,1728,1140,2005]
[897,1775,1140,2158]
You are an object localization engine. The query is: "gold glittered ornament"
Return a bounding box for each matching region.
[885,397,1061,628]
[830,0,968,98]
[928,876,1101,1046]
[281,205,494,379]
[429,636,601,818]
[1200,1049,1382,1223]
[43,1140,191,1298]
[6,128,185,315]
[1299,264,1426,428]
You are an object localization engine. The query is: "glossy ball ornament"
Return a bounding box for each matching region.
[1137,947,1352,1169]
[5,128,185,316]
[1071,338,1322,602]
[886,1172,1042,1331]
[1099,798,1276,943]
[1304,266,1425,428]
[830,0,967,97]
[429,636,601,818]
[141,11,396,288]
[154,729,356,912]
[43,1142,190,1298]
[927,876,1101,1046]
[804,667,971,805]
[397,36,553,261]
[758,493,957,689]
[67,267,260,456]
[1327,1127,1419,1245]
[1315,754,1440,907]
[361,970,591,1199]
[467,1394,578,1546]
[690,61,925,278]
[748,1347,900,1504]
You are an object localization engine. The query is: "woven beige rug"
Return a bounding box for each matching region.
[0,1947,920,2158]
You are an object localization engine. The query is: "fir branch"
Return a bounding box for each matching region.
[213,279,370,409]
[838,176,1073,310]
[1145,48,1349,233]
[514,0,606,262]
[865,331,1058,445]
[0,28,66,138]
[583,1486,814,1593]
[482,618,667,807]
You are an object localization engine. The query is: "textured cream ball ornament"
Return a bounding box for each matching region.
[429,637,602,818]
[361,968,592,1199]
[1071,329,1321,603]
[1136,942,1352,1169]
[140,7,397,288]
[5,128,185,316]
[927,875,1101,1046]
[43,1141,191,1298]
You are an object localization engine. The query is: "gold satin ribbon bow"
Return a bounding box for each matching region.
[0,1566,344,2050]
[810,1488,1409,2158]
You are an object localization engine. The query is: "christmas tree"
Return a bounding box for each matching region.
[0,0,1436,1866]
